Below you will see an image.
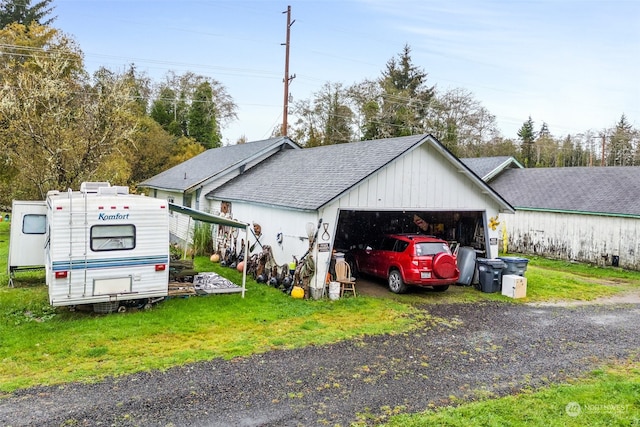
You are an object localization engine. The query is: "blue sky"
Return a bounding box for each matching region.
[55,0,640,144]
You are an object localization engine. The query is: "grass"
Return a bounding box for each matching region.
[0,274,423,392]
[1,217,640,426]
[379,360,640,427]
[522,255,640,302]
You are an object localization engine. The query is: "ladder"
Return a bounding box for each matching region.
[67,187,90,298]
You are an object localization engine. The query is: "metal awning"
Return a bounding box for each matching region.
[168,203,249,297]
[168,203,249,229]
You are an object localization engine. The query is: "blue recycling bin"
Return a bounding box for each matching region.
[476,258,506,293]
[498,256,529,277]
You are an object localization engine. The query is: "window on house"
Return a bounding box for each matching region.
[91,225,136,251]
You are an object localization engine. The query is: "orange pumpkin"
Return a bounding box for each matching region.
[236,261,245,272]
[210,253,220,263]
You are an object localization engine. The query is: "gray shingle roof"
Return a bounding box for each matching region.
[139,137,295,191]
[490,166,640,216]
[460,156,523,181]
[207,134,429,210]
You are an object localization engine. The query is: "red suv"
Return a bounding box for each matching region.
[349,234,459,294]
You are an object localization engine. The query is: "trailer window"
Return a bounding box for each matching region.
[91,225,136,251]
[23,214,46,234]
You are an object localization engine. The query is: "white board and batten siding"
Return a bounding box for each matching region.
[46,188,170,306]
[335,143,498,212]
[503,210,640,270]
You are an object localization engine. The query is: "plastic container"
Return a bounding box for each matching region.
[456,246,477,286]
[502,274,527,298]
[328,281,340,300]
[498,256,529,276]
[476,258,506,293]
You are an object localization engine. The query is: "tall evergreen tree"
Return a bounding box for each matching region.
[607,114,635,166]
[150,86,181,136]
[517,116,536,167]
[188,81,221,149]
[0,0,55,28]
[376,44,435,137]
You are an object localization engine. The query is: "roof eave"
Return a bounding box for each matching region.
[427,136,516,214]
[514,206,640,219]
[484,157,524,181]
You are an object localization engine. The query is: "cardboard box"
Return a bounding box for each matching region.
[502,274,527,298]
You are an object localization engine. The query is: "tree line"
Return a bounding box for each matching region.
[288,45,639,168]
[0,0,638,206]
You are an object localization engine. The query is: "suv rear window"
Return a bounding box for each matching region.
[415,242,450,256]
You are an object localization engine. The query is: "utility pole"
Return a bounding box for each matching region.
[281,5,295,136]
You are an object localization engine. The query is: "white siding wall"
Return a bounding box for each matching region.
[223,202,319,268]
[503,210,640,270]
[337,144,497,211]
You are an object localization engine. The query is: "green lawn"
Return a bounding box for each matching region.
[379,361,640,427]
[1,217,639,426]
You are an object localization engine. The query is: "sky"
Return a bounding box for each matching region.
[54,0,640,145]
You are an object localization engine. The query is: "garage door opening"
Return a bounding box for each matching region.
[333,210,487,256]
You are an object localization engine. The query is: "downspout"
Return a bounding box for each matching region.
[195,187,202,211]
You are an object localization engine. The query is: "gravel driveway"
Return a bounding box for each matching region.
[1,301,639,426]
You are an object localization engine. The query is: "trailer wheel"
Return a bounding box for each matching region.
[117,305,127,313]
[143,303,153,310]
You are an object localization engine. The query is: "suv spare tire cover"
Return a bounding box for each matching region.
[432,252,458,279]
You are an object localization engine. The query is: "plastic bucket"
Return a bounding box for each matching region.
[329,281,340,300]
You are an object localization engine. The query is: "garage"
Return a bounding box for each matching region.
[205,134,513,297]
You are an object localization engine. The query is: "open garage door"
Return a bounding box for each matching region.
[333,209,487,258]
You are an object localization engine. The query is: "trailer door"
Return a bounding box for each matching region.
[8,200,47,276]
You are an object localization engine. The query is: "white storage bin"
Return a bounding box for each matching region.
[502,274,527,298]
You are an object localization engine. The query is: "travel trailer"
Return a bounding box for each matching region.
[10,182,171,311]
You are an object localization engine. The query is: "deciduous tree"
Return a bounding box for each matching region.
[0,23,142,199]
[291,82,354,146]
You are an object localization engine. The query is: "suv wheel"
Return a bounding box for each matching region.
[388,269,407,294]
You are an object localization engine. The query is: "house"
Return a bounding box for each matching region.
[155,134,512,294]
[138,136,299,241]
[461,156,640,271]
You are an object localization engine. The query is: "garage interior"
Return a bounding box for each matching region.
[333,210,487,254]
[329,209,488,293]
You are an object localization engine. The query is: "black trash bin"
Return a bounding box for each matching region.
[498,256,529,277]
[476,258,506,293]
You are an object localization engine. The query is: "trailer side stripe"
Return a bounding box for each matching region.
[52,255,169,271]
